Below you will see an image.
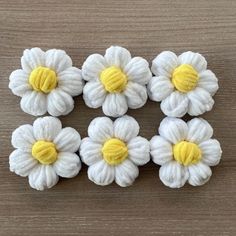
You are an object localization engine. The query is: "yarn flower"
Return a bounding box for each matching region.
[82,46,152,117]
[148,51,219,117]
[9,47,83,116]
[80,115,150,187]
[9,116,81,190]
[150,117,222,188]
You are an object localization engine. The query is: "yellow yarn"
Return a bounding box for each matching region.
[173,141,202,166]
[29,66,57,93]
[32,140,58,165]
[172,64,199,93]
[102,138,128,165]
[100,66,127,93]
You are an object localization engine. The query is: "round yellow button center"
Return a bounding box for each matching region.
[172,64,199,93]
[29,66,58,93]
[100,66,128,93]
[32,140,58,165]
[102,138,128,165]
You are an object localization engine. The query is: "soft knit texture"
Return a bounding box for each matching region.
[82,46,152,117]
[80,115,150,187]
[148,51,219,117]
[150,117,222,188]
[9,116,81,190]
[9,47,84,116]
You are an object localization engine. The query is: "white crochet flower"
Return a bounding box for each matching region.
[148,51,219,117]
[9,47,83,116]
[9,116,81,190]
[150,117,222,188]
[82,46,152,117]
[80,115,150,187]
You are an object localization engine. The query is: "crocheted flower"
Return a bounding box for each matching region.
[80,115,150,186]
[150,117,222,188]
[9,47,83,116]
[9,116,81,190]
[82,46,152,117]
[148,51,219,117]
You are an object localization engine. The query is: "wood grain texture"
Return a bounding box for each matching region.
[0,0,236,235]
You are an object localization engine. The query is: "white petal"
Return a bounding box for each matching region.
[104,46,131,68]
[188,162,212,186]
[115,159,139,187]
[11,124,35,151]
[88,160,115,186]
[88,117,113,143]
[151,51,178,77]
[127,136,150,166]
[161,91,189,117]
[47,88,74,116]
[187,87,214,116]
[28,165,59,191]
[178,51,207,73]
[9,69,31,97]
[57,67,83,96]
[150,136,173,165]
[114,115,139,142]
[33,116,62,141]
[147,76,174,101]
[9,150,38,177]
[83,81,106,108]
[198,70,219,96]
[102,93,128,117]
[123,82,147,109]
[199,139,222,166]
[82,54,107,81]
[80,137,103,166]
[124,57,152,85]
[159,117,188,144]
[20,91,47,116]
[21,47,45,72]
[187,118,213,144]
[159,161,189,188]
[54,127,81,152]
[53,152,81,178]
[45,49,72,73]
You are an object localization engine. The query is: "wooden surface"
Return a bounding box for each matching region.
[0,0,236,235]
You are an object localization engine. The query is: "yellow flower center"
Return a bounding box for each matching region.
[100,66,128,93]
[173,141,202,166]
[32,140,58,165]
[172,64,199,93]
[102,138,128,165]
[29,66,58,93]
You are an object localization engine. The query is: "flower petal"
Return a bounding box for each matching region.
[159,161,189,188]
[159,117,188,144]
[150,135,173,165]
[53,152,81,178]
[187,87,214,116]
[88,160,115,186]
[115,159,139,187]
[102,93,128,117]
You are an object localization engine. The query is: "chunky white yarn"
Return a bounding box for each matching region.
[82,46,152,117]
[150,117,222,188]
[9,47,83,116]
[148,51,219,117]
[9,116,81,190]
[80,115,150,187]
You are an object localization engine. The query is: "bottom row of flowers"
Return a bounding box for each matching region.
[10,115,222,191]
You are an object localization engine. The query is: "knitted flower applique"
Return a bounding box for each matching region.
[148,51,219,117]
[9,117,81,190]
[82,46,152,117]
[80,115,150,187]
[150,117,222,188]
[9,48,83,116]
